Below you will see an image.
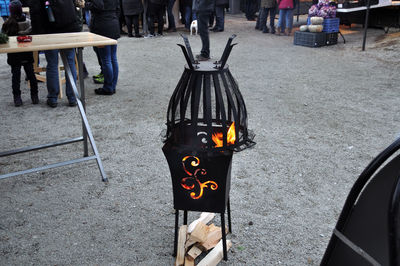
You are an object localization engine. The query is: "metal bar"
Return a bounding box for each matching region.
[213,74,228,146]
[60,50,108,182]
[184,210,188,225]
[333,229,381,266]
[221,212,228,260]
[0,137,83,157]
[173,209,179,257]
[219,35,236,67]
[362,0,372,51]
[180,34,195,64]
[177,44,194,70]
[77,48,88,157]
[0,156,97,180]
[227,198,232,233]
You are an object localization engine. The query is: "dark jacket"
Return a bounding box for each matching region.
[260,0,276,8]
[29,0,81,34]
[122,0,143,15]
[1,15,34,66]
[192,0,214,13]
[86,0,120,40]
[215,0,228,7]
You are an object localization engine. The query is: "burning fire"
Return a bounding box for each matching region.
[212,122,236,147]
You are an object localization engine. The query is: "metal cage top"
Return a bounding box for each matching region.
[163,35,255,152]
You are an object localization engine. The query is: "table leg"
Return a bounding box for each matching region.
[60,49,108,182]
[77,48,88,157]
[362,0,371,51]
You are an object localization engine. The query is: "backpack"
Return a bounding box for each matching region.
[46,0,77,28]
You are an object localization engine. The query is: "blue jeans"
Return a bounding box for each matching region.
[167,0,176,29]
[97,45,118,93]
[85,9,91,28]
[260,7,276,31]
[45,49,76,103]
[185,6,196,29]
[198,12,210,58]
[214,6,225,30]
[278,9,293,31]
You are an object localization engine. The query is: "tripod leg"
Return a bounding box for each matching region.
[221,212,228,260]
[173,209,179,257]
[184,210,188,225]
[227,198,232,233]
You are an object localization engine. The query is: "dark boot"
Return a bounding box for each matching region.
[14,95,22,107]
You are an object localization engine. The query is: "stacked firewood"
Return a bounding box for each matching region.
[175,212,232,266]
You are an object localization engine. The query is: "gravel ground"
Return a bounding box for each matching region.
[1,14,400,265]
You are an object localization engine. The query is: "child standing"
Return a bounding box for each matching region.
[1,0,38,106]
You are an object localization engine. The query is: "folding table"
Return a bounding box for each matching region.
[0,32,117,182]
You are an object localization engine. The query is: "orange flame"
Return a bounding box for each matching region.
[212,122,236,147]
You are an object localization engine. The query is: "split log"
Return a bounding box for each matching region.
[175,225,188,266]
[197,240,232,266]
[188,221,208,243]
[187,245,203,260]
[188,212,215,233]
[184,256,195,266]
[198,224,222,251]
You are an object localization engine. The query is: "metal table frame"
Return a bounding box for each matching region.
[0,33,112,182]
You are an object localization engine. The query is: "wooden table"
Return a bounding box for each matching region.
[0,32,117,182]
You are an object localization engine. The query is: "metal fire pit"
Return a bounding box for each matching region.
[162,35,255,261]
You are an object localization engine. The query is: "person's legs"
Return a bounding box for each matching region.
[132,15,142,36]
[156,5,165,34]
[96,45,114,94]
[125,15,134,36]
[62,49,77,104]
[259,7,268,32]
[93,46,104,80]
[167,0,176,30]
[269,8,276,33]
[185,6,192,29]
[277,9,287,34]
[285,8,293,34]
[11,64,23,106]
[214,6,224,31]
[44,49,60,105]
[147,3,155,35]
[110,45,119,93]
[23,62,39,104]
[198,12,210,59]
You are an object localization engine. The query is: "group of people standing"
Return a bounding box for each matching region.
[253,0,296,35]
[1,0,120,107]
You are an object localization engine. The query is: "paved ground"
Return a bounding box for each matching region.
[1,14,400,265]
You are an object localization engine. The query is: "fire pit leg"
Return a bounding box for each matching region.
[221,212,228,260]
[184,210,188,225]
[173,209,179,257]
[227,198,232,233]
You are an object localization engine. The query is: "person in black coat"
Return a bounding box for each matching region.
[147,0,166,36]
[193,0,214,60]
[86,0,120,95]
[29,0,81,107]
[122,0,143,37]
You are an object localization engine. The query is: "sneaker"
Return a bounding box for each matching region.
[262,28,269,33]
[93,76,104,84]
[14,96,23,107]
[94,88,113,95]
[195,54,210,61]
[46,99,57,108]
[144,34,154,38]
[31,94,39,104]
[92,72,103,79]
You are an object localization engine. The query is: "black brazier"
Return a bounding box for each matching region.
[162,35,255,261]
